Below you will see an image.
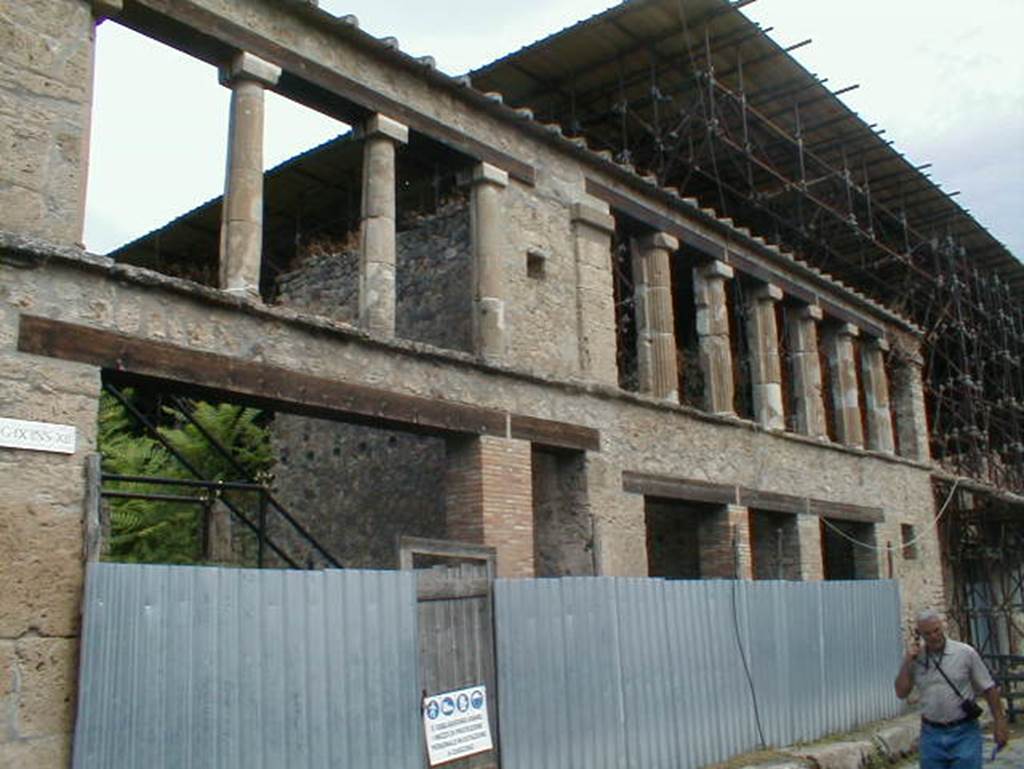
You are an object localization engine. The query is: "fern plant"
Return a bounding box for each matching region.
[99,390,273,564]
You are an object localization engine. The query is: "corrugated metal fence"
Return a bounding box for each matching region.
[74,565,902,769]
[494,578,903,769]
[73,563,420,769]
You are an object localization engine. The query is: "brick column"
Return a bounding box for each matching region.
[892,349,932,461]
[746,283,785,430]
[358,114,408,336]
[825,322,864,448]
[218,53,281,298]
[694,260,735,414]
[796,515,824,581]
[571,203,618,386]
[861,337,896,454]
[786,304,829,439]
[445,435,533,578]
[633,232,680,402]
[699,504,753,579]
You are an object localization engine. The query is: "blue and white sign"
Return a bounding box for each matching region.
[422,685,493,766]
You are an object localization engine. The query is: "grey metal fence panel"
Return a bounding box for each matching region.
[495,578,903,769]
[72,562,420,769]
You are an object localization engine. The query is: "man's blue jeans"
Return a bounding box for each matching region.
[919,719,982,769]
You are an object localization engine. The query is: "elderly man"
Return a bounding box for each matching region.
[895,609,1009,768]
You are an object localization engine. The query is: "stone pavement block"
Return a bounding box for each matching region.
[873,715,919,760]
[787,740,875,769]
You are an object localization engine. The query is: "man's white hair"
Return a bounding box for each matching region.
[916,608,942,625]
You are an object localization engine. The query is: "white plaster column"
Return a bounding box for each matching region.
[471,163,509,361]
[358,114,409,336]
[825,322,865,448]
[893,348,932,461]
[694,260,735,414]
[633,232,680,402]
[786,304,829,439]
[218,52,281,298]
[571,203,618,386]
[745,283,785,430]
[861,336,896,454]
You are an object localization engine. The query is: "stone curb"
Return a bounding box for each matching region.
[731,713,920,769]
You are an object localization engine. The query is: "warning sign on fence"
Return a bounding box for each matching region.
[422,685,493,765]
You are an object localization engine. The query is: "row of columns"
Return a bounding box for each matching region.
[635,246,928,460]
[214,50,927,461]
[216,51,509,361]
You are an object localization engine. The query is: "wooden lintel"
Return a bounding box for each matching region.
[17,316,598,452]
[809,499,884,524]
[124,0,536,186]
[510,414,600,453]
[622,471,884,523]
[622,472,736,505]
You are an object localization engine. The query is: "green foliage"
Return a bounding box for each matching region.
[99,390,273,565]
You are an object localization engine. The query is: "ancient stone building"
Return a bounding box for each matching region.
[1,0,1020,765]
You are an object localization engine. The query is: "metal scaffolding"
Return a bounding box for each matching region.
[471,0,1024,493]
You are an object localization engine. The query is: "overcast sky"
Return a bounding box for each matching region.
[84,0,1023,261]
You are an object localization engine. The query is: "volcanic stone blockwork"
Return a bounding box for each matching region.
[275,198,472,352]
[269,415,447,570]
[268,202,470,568]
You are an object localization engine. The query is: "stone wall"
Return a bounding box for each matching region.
[276,197,472,352]
[1,255,101,767]
[267,414,446,570]
[531,448,594,577]
[0,0,94,245]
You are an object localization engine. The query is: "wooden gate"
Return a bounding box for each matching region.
[399,537,499,769]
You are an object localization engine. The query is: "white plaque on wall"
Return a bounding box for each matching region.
[0,417,77,454]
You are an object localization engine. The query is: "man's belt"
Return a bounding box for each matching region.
[921,714,977,729]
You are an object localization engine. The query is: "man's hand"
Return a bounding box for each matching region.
[894,632,919,700]
[993,716,1009,748]
[905,634,921,662]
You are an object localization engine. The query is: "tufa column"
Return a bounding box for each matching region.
[445,435,534,578]
[786,304,829,439]
[633,232,680,402]
[745,283,785,430]
[218,52,281,298]
[471,163,509,360]
[699,504,753,579]
[825,322,864,448]
[861,337,896,453]
[892,348,932,461]
[358,114,409,336]
[571,203,618,386]
[694,260,735,414]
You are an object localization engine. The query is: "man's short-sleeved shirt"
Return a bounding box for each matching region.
[910,639,995,723]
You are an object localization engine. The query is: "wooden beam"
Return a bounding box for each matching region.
[621,470,883,522]
[17,316,599,452]
[510,414,600,453]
